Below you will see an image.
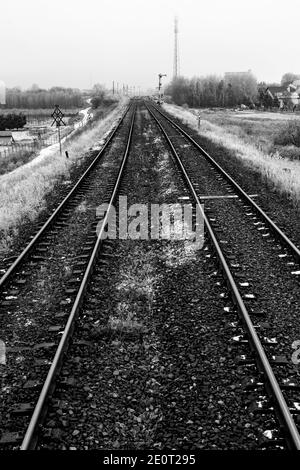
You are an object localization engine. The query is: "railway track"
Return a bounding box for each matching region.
[145,101,300,449]
[0,104,132,290]
[1,100,300,450]
[37,101,300,450]
[0,102,136,449]
[148,102,300,263]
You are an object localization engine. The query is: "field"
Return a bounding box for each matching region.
[163,104,300,204]
[196,109,300,156]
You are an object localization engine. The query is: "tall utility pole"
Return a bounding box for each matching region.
[173,16,179,79]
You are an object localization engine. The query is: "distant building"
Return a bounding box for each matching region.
[266,85,286,97]
[0,81,5,105]
[266,81,300,109]
[0,131,14,146]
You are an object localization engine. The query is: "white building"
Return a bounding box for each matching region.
[0,131,14,146]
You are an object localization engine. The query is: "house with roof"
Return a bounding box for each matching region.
[266,81,300,109]
[0,131,15,146]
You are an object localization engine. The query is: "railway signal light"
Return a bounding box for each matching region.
[158,74,167,104]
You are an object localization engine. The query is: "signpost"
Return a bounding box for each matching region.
[51,104,66,155]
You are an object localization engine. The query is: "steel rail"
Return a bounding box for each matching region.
[148,102,300,265]
[0,102,132,290]
[20,104,137,450]
[146,102,300,450]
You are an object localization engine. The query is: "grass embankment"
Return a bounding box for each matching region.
[0,149,37,176]
[0,98,129,255]
[163,104,300,204]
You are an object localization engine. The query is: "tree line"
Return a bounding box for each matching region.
[164,72,300,109]
[164,72,258,108]
[5,86,83,109]
[0,113,26,131]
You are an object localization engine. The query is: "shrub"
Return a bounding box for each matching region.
[164,97,173,104]
[274,120,300,147]
[0,113,26,130]
[273,145,300,161]
[0,149,35,175]
[91,94,117,109]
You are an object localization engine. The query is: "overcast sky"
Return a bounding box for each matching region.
[1,0,299,91]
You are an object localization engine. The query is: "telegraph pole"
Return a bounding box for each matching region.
[58,125,61,155]
[113,81,115,95]
[173,16,180,79]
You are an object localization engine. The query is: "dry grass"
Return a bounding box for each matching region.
[107,247,158,336]
[196,109,300,154]
[155,151,178,197]
[107,302,145,334]
[0,98,129,255]
[164,104,300,204]
[0,148,36,176]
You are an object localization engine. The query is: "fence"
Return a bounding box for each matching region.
[0,108,93,159]
[0,124,75,158]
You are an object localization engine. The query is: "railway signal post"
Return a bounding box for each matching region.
[51,104,66,155]
[158,73,167,104]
